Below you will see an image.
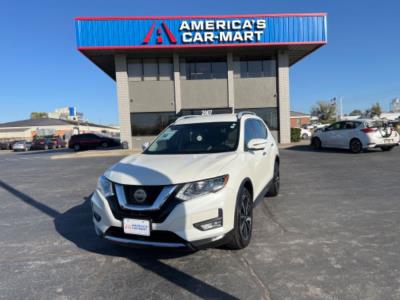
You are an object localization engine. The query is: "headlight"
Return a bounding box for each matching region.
[176,175,229,201]
[96,175,114,198]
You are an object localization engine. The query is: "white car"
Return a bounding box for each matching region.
[91,112,280,250]
[311,119,400,153]
[300,128,312,139]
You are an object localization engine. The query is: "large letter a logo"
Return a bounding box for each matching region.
[142,22,177,45]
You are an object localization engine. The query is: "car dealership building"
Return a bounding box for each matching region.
[75,13,327,149]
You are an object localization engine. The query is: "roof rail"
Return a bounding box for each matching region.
[237,111,256,119]
[175,115,201,122]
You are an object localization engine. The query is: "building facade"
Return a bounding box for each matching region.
[290,111,311,128]
[75,13,327,149]
[0,118,119,142]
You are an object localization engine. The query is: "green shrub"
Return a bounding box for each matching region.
[291,128,301,143]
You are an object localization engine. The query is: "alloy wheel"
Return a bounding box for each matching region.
[239,192,252,241]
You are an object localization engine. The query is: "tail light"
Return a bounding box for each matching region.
[361,128,377,133]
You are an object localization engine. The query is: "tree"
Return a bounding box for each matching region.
[370,102,382,117]
[349,109,362,116]
[30,112,48,119]
[311,101,336,122]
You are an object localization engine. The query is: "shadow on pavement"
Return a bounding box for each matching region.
[16,148,73,156]
[283,144,381,154]
[0,179,238,299]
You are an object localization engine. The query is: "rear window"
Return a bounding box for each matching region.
[366,121,385,128]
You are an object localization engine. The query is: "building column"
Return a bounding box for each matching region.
[114,54,133,149]
[277,51,291,144]
[173,53,182,114]
[227,52,235,111]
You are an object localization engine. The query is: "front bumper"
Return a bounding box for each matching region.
[91,186,236,249]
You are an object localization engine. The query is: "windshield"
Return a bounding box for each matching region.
[144,122,240,154]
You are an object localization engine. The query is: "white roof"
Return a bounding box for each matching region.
[174,114,238,125]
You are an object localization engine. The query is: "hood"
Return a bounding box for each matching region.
[104,152,238,185]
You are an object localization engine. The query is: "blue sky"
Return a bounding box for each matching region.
[1,0,399,124]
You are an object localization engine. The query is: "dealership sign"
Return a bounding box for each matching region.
[75,14,327,49]
[141,19,267,44]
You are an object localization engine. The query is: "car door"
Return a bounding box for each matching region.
[341,121,362,148]
[323,122,344,148]
[243,119,271,198]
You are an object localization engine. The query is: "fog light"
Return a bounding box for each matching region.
[93,211,101,222]
[194,209,223,231]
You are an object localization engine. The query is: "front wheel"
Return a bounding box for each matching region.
[381,146,394,152]
[226,186,253,250]
[101,142,108,148]
[73,144,81,152]
[311,137,322,150]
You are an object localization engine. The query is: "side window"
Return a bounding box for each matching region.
[254,120,268,139]
[327,122,343,131]
[244,120,257,146]
[345,121,361,129]
[244,119,267,148]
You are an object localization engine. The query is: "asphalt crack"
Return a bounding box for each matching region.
[237,254,272,300]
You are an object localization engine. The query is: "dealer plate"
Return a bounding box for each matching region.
[123,218,150,236]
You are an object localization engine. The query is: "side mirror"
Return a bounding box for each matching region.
[247,138,267,151]
[141,142,150,151]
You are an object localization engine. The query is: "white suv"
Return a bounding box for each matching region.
[91,112,280,250]
[311,119,400,153]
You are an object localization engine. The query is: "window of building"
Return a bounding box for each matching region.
[234,57,276,78]
[128,58,173,81]
[181,58,227,80]
[127,59,142,81]
[131,112,177,136]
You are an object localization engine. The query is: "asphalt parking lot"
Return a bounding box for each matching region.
[1,146,399,299]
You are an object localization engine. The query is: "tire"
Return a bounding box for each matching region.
[266,160,280,197]
[44,145,49,150]
[381,146,394,152]
[74,144,81,152]
[311,137,322,150]
[226,185,253,250]
[349,138,363,153]
[101,142,108,148]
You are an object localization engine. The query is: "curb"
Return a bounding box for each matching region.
[50,149,140,160]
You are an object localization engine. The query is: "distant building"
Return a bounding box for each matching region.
[380,112,400,121]
[0,118,119,142]
[290,111,311,128]
[391,98,400,113]
[47,107,82,121]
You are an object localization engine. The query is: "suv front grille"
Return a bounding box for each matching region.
[106,183,183,223]
[123,185,163,206]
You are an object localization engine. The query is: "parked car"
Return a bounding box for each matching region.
[12,141,32,151]
[311,119,400,153]
[300,128,312,139]
[0,141,11,150]
[303,123,329,130]
[68,133,120,151]
[0,140,17,150]
[31,138,56,150]
[91,112,280,250]
[51,137,66,148]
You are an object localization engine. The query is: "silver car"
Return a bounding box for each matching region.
[12,141,32,152]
